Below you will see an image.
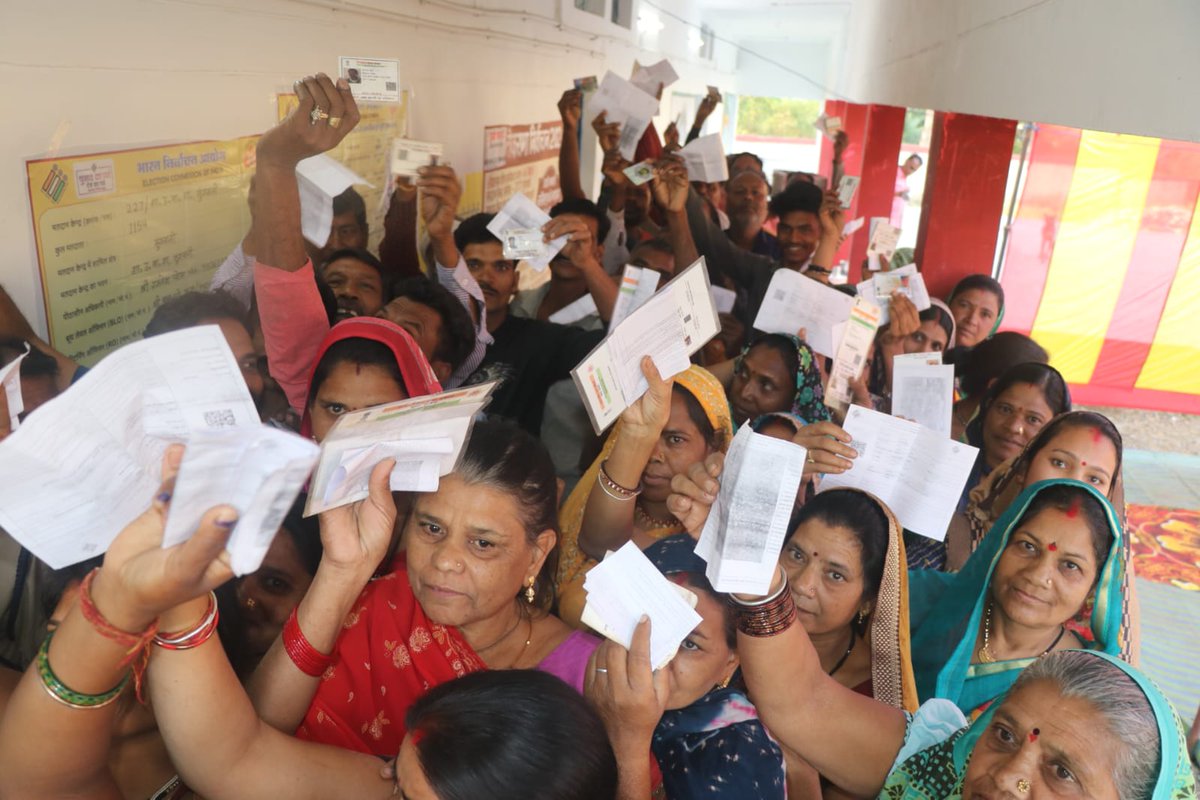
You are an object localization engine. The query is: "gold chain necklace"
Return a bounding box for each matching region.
[635,501,678,529]
[979,602,1065,664]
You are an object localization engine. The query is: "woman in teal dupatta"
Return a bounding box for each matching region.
[881,650,1197,800]
[908,479,1125,717]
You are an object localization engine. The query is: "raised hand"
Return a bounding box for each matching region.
[257,74,361,168]
[542,213,600,269]
[818,188,845,242]
[95,444,237,631]
[651,157,689,213]
[592,111,622,155]
[620,356,674,440]
[600,149,632,188]
[793,420,858,477]
[584,617,671,754]
[662,122,680,152]
[416,165,462,243]
[558,89,583,130]
[315,459,398,583]
[696,88,721,125]
[666,452,724,538]
[887,292,920,338]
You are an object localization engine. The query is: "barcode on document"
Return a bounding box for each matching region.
[395,150,408,161]
[385,81,398,91]
[203,409,237,428]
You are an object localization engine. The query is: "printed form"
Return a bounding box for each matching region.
[572,258,719,434]
[696,426,807,594]
[587,72,661,161]
[305,382,497,516]
[295,154,372,247]
[0,326,259,568]
[818,405,978,541]
[753,268,856,358]
[581,541,702,670]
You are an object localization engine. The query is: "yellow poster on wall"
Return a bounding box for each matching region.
[276,94,409,252]
[26,137,259,365]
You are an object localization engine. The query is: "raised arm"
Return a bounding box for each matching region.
[558,89,586,201]
[684,184,771,292]
[247,461,399,732]
[254,74,361,273]
[377,178,423,279]
[542,213,618,323]
[577,358,672,560]
[653,157,700,272]
[686,88,721,145]
[732,572,907,797]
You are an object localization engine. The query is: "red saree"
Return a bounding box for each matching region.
[296,557,485,756]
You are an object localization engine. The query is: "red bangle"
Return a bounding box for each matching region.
[283,607,334,678]
[153,592,219,651]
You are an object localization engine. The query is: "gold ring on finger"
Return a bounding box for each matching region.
[328,116,343,129]
[309,107,329,125]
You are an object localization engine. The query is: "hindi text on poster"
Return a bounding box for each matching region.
[482,121,563,213]
[27,137,259,365]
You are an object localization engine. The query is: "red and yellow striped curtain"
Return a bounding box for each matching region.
[1001,124,1200,413]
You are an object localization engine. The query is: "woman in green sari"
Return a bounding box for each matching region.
[907,479,1125,717]
[709,571,1197,800]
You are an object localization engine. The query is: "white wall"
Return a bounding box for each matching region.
[840,0,1200,143]
[0,0,736,335]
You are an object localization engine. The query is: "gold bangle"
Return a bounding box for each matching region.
[597,460,641,501]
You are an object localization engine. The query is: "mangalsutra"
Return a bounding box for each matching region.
[979,602,1066,664]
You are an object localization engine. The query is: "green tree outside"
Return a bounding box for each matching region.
[736,97,821,138]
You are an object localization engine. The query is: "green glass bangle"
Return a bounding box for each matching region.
[37,629,128,709]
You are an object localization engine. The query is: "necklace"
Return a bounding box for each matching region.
[635,501,678,529]
[979,602,1066,663]
[827,625,857,677]
[474,606,525,654]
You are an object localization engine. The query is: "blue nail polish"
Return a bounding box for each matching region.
[155,491,172,503]
[215,517,238,529]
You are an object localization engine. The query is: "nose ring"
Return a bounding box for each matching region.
[245,597,257,609]
[1017,779,1031,794]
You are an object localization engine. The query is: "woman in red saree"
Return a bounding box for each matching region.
[247,419,599,757]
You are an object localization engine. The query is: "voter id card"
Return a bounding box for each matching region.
[503,228,545,260]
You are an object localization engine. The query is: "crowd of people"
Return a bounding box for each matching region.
[0,71,1196,800]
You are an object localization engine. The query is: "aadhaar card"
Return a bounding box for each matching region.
[390,139,442,177]
[623,161,655,186]
[502,228,545,261]
[339,56,401,103]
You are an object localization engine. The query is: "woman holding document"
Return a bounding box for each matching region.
[586,535,787,800]
[909,479,1127,717]
[555,360,733,628]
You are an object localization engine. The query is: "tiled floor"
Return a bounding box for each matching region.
[1123,448,1200,721]
[1122,449,1200,509]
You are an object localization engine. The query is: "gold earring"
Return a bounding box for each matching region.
[525,578,536,604]
[716,672,733,690]
[857,609,867,625]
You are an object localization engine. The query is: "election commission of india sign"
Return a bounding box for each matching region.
[26,138,258,365]
[482,121,564,214]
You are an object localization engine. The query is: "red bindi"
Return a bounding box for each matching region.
[1090,427,1103,444]
[1065,496,1081,519]
[1081,460,1087,466]
[1048,543,1058,551]
[1029,728,1040,742]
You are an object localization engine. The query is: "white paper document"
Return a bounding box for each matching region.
[857,265,931,326]
[819,405,979,541]
[0,327,260,568]
[390,138,443,177]
[866,220,901,264]
[696,427,806,594]
[825,299,882,412]
[710,286,736,315]
[836,175,860,208]
[163,428,319,576]
[679,134,729,183]
[339,56,401,103]
[0,343,29,430]
[815,113,842,138]
[842,217,866,237]
[548,293,600,326]
[608,264,661,329]
[486,193,568,272]
[296,154,373,247]
[752,269,856,358]
[572,258,720,434]
[304,382,497,516]
[581,541,702,670]
[587,72,661,160]
[630,59,679,98]
[892,360,955,438]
